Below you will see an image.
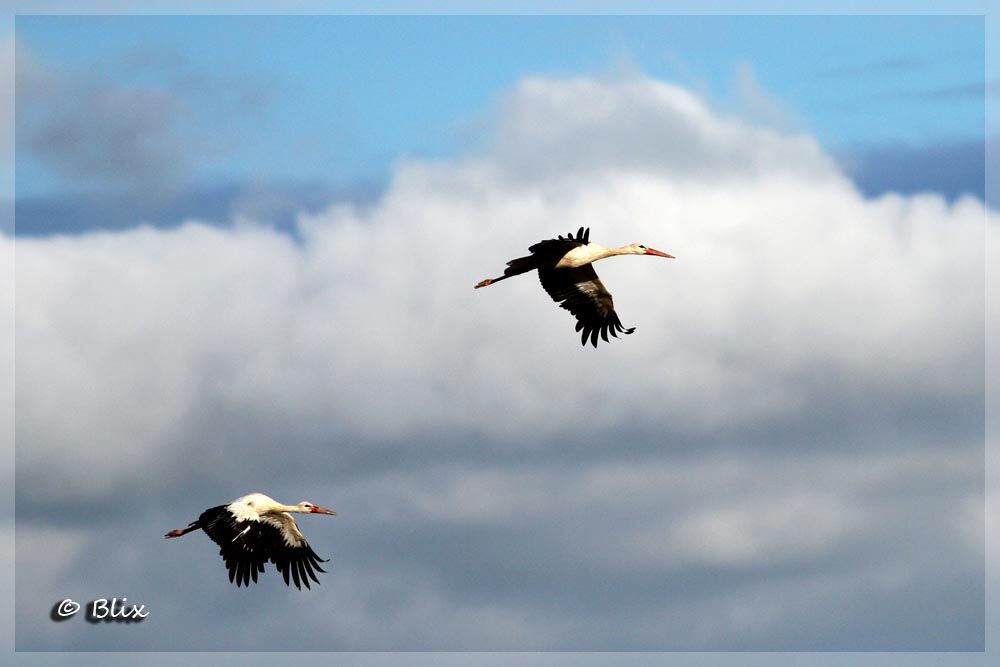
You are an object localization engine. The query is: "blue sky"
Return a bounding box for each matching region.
[14,14,986,202]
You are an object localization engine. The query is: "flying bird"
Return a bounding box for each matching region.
[475,227,674,346]
[164,492,336,589]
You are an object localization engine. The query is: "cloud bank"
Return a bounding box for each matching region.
[12,73,990,650]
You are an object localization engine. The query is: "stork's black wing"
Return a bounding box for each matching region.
[199,506,268,588]
[250,514,328,590]
[199,508,330,590]
[268,539,329,591]
[527,226,590,257]
[538,263,635,347]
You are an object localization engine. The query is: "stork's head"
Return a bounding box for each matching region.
[628,243,674,258]
[296,501,337,515]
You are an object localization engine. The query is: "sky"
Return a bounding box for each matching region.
[2,2,999,667]
[12,13,985,196]
[9,12,988,235]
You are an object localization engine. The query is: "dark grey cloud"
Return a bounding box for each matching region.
[13,180,382,237]
[10,73,990,652]
[839,138,987,201]
[109,44,277,115]
[808,80,992,116]
[22,85,187,190]
[869,79,999,103]
[12,441,985,650]
[917,79,1000,101]
[15,40,274,194]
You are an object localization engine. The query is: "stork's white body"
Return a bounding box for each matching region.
[227,493,309,546]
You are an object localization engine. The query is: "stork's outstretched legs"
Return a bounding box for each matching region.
[164,522,200,539]
[474,275,512,289]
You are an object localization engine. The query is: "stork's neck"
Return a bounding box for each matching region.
[590,244,639,261]
[250,502,303,515]
[607,245,637,258]
[556,243,630,269]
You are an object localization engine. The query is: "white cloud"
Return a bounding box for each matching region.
[668,492,851,566]
[10,72,991,650]
[487,74,838,186]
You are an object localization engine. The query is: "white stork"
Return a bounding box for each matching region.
[475,227,674,346]
[164,492,336,589]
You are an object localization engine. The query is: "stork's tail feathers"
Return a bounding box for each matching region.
[164,521,200,539]
[504,254,538,275]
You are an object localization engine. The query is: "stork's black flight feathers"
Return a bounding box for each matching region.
[538,263,635,347]
[197,506,328,590]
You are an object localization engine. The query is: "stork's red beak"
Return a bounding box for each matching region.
[645,247,675,259]
[310,506,336,515]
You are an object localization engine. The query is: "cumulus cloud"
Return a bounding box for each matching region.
[488,73,836,184]
[11,73,991,650]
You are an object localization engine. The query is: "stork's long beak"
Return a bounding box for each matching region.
[310,506,336,515]
[645,247,675,259]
